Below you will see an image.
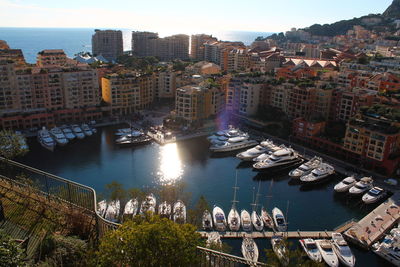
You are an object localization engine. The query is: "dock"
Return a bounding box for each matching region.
[344,192,400,249]
[198,231,333,239]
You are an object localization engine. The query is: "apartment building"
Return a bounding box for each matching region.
[155,72,176,99]
[131,31,159,57]
[286,86,316,119]
[37,50,67,67]
[92,30,123,62]
[0,49,26,66]
[175,86,206,122]
[269,83,292,113]
[238,83,261,116]
[190,34,217,60]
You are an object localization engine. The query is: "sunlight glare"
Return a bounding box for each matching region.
[157,143,183,185]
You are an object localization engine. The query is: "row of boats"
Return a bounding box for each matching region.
[114,128,152,146]
[372,224,400,266]
[97,194,187,223]
[37,124,96,151]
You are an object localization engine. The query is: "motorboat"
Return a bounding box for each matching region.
[208,127,245,143]
[334,176,357,193]
[97,200,107,218]
[116,134,152,146]
[271,236,289,266]
[348,177,373,196]
[212,205,227,232]
[173,200,186,223]
[116,128,142,136]
[272,207,287,232]
[37,128,56,151]
[140,193,156,214]
[260,207,274,229]
[124,198,138,216]
[206,232,222,248]
[251,210,264,231]
[104,200,120,223]
[241,237,259,266]
[71,124,85,139]
[331,232,355,267]
[315,239,339,267]
[253,148,302,171]
[81,123,93,136]
[49,127,68,146]
[299,238,322,263]
[362,187,386,204]
[61,126,76,140]
[300,163,335,184]
[210,139,258,153]
[252,144,287,162]
[241,209,252,232]
[289,156,322,179]
[158,201,171,218]
[372,226,400,266]
[202,210,213,230]
[236,144,270,161]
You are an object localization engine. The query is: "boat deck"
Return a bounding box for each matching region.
[344,192,400,249]
[199,231,333,239]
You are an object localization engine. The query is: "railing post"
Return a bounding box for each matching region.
[44,175,50,201]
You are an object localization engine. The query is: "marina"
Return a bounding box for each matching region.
[199,231,334,239]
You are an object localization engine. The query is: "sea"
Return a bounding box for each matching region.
[0,27,273,64]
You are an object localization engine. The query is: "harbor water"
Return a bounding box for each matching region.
[19,125,391,266]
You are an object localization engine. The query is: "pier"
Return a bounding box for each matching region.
[199,231,333,239]
[344,192,400,249]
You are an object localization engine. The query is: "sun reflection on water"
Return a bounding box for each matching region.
[157,143,183,185]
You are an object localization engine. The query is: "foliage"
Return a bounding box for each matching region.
[172,60,190,72]
[116,55,159,72]
[96,215,204,267]
[187,195,210,228]
[105,181,127,201]
[0,231,26,267]
[365,104,400,122]
[0,130,28,159]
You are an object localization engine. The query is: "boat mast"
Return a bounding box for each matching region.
[285,200,290,238]
[255,180,261,212]
[265,180,273,210]
[251,187,256,212]
[232,171,239,209]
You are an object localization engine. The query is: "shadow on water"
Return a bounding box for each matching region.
[236,161,253,169]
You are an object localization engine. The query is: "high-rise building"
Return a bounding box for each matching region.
[37,49,67,67]
[131,31,159,57]
[92,30,123,62]
[190,34,217,60]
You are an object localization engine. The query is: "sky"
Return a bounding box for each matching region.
[0,0,393,35]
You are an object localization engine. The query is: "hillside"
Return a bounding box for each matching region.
[383,0,400,18]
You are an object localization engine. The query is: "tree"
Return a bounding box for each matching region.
[0,130,28,159]
[187,195,210,228]
[0,231,26,267]
[96,215,204,267]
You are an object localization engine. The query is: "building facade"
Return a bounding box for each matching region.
[92,30,123,62]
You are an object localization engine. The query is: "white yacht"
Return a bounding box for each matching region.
[300,163,335,184]
[271,236,289,266]
[362,187,386,204]
[334,176,357,193]
[299,238,322,263]
[202,210,213,230]
[81,123,93,136]
[140,193,156,214]
[208,127,245,143]
[61,126,76,140]
[260,207,274,229]
[241,237,259,266]
[252,144,287,162]
[37,128,56,151]
[316,239,339,267]
[253,148,301,171]
[331,233,355,267]
[236,144,269,161]
[158,201,172,218]
[105,200,120,223]
[97,200,107,218]
[241,209,252,232]
[289,156,322,179]
[173,200,186,223]
[212,205,227,232]
[272,207,287,232]
[372,226,400,266]
[210,139,258,153]
[348,177,373,196]
[123,199,138,216]
[71,124,85,139]
[49,127,68,146]
[251,210,264,231]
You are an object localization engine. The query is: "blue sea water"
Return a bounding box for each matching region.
[0,27,273,63]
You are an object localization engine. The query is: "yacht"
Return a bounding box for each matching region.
[202,210,213,230]
[208,127,245,143]
[362,187,386,204]
[61,126,76,140]
[252,144,287,162]
[241,237,259,266]
[210,139,258,153]
[260,207,274,229]
[241,209,252,232]
[299,238,322,263]
[236,142,273,161]
[289,156,322,179]
[173,200,186,223]
[348,177,373,196]
[116,134,151,146]
[251,210,264,231]
[372,226,400,266]
[97,200,107,218]
[331,233,356,267]
[272,207,287,232]
[300,163,335,184]
[212,205,227,232]
[116,128,141,136]
[315,239,339,267]
[105,200,120,223]
[124,199,138,216]
[37,128,56,151]
[139,193,156,214]
[81,123,93,136]
[158,201,171,218]
[253,148,302,171]
[71,124,85,139]
[228,176,241,231]
[271,236,289,266]
[334,176,357,193]
[49,127,68,146]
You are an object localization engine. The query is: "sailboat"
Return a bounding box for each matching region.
[251,183,264,231]
[260,180,274,229]
[271,236,289,266]
[241,237,259,266]
[227,172,241,231]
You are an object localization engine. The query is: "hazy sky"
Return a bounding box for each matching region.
[0,0,393,35]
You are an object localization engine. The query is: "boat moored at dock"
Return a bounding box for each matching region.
[210,139,258,153]
[272,207,287,232]
[212,206,227,232]
[362,187,386,204]
[299,238,322,263]
[334,176,357,193]
[37,128,56,151]
[173,200,186,223]
[49,127,68,146]
[253,147,302,172]
[241,209,252,232]
[202,210,213,230]
[241,237,259,266]
[331,232,355,267]
[124,199,138,216]
[348,177,374,196]
[289,156,322,179]
[300,163,335,184]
